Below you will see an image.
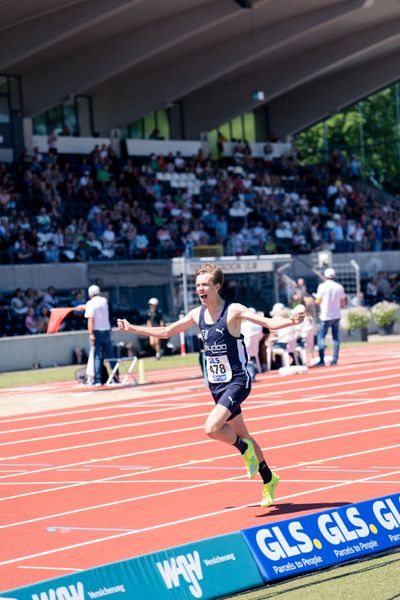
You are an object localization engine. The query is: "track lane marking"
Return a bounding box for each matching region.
[0,436,398,528]
[0,398,398,467]
[2,398,399,449]
[18,565,83,572]
[0,465,399,567]
[0,359,398,428]
[0,398,396,485]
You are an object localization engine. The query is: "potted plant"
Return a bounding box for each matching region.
[344,306,371,341]
[372,301,399,335]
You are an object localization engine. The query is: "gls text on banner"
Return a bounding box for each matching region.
[241,493,400,582]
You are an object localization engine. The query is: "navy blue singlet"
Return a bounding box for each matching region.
[198,301,250,393]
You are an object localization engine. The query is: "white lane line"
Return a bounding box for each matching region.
[0,372,400,448]
[0,390,206,426]
[0,395,363,455]
[2,394,399,450]
[0,463,52,466]
[262,377,400,398]
[47,526,137,533]
[82,464,151,470]
[371,466,400,469]
[0,402,398,466]
[0,394,206,435]
[18,565,84,572]
[152,366,400,400]
[1,466,399,568]
[290,382,400,402]
[0,439,398,529]
[0,403,205,436]
[57,469,92,472]
[0,395,359,435]
[300,468,379,473]
[1,478,400,486]
[29,397,54,404]
[0,351,395,394]
[0,370,391,440]
[0,398,396,493]
[0,386,53,392]
[0,359,397,428]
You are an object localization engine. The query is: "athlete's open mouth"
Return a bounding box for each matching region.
[199,294,207,301]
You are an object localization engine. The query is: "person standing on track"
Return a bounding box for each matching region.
[84,285,119,386]
[315,267,346,367]
[117,263,305,508]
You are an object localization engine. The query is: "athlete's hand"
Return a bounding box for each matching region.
[117,318,131,332]
[290,304,306,324]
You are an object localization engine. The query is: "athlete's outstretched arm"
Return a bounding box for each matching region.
[232,304,305,331]
[117,309,198,339]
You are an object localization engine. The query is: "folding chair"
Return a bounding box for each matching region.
[266,331,299,371]
[105,356,138,386]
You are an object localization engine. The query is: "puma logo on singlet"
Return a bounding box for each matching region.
[215,328,224,335]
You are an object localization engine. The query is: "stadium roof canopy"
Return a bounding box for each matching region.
[1,0,400,137]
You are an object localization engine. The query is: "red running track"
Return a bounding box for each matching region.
[0,343,399,591]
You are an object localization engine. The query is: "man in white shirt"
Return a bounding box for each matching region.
[315,268,346,366]
[84,285,118,385]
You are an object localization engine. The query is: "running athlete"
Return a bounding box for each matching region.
[117,263,305,507]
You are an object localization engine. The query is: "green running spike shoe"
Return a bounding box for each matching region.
[261,471,280,508]
[243,439,259,479]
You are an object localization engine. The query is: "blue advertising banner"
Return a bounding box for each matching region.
[0,532,264,600]
[241,493,400,582]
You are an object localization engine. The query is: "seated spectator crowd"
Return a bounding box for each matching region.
[0,286,87,337]
[0,285,149,337]
[1,267,399,338]
[0,144,400,265]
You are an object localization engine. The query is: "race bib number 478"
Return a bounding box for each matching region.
[206,355,232,383]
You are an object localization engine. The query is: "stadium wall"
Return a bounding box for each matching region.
[0,261,173,294]
[0,328,193,372]
[88,260,172,288]
[0,314,396,373]
[1,263,88,294]
[0,329,129,372]
[32,135,112,155]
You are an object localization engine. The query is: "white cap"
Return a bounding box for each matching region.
[270,302,285,316]
[88,285,101,297]
[324,268,336,279]
[148,297,159,305]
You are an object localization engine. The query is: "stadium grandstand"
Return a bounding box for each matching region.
[1,2,400,599]
[0,0,399,341]
[0,0,400,341]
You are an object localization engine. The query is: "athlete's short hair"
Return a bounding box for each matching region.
[195,263,224,287]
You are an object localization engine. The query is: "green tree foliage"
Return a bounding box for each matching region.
[295,84,400,183]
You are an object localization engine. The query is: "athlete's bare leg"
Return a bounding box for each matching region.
[204,405,264,462]
[204,404,236,444]
[229,413,264,463]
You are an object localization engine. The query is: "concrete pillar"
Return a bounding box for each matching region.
[23,117,33,154]
[168,103,184,139]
